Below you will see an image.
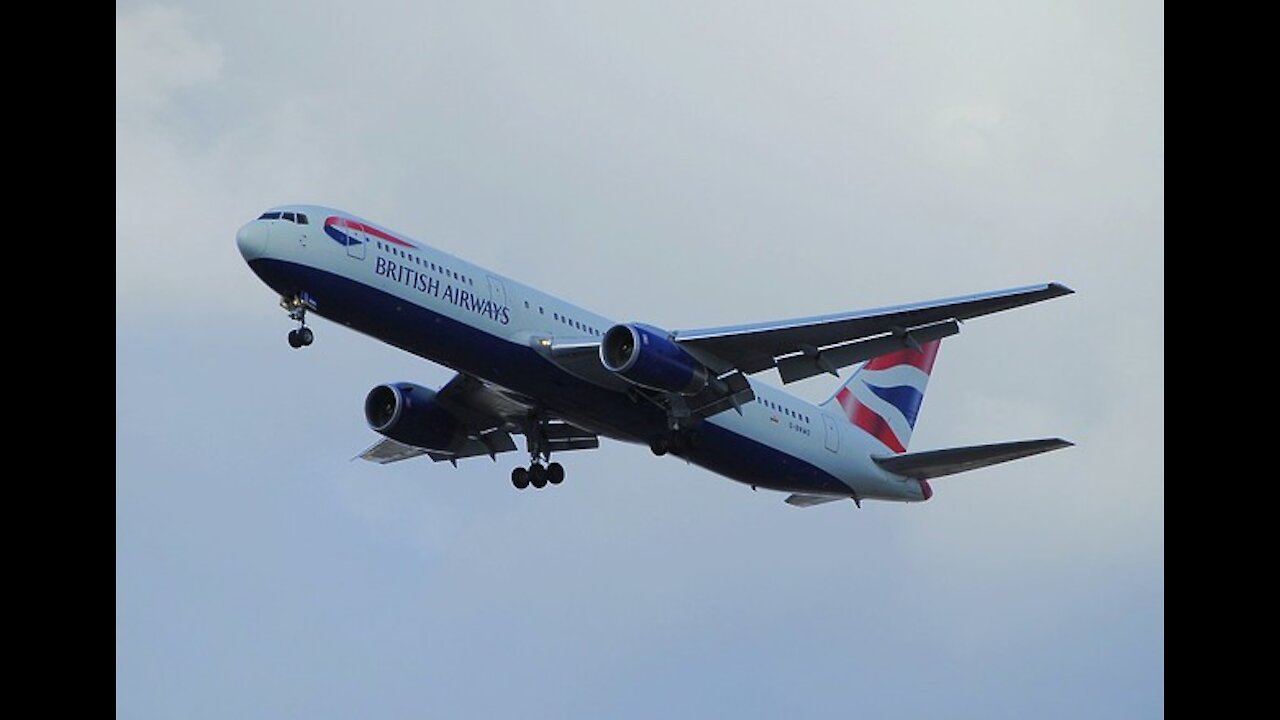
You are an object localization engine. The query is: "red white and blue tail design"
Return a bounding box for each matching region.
[822,341,941,454]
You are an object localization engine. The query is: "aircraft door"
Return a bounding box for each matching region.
[346,221,367,260]
[487,276,508,309]
[823,415,839,453]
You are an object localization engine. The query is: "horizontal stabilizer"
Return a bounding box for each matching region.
[872,438,1072,480]
[784,493,849,508]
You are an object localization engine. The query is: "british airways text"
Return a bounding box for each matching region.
[375,257,510,324]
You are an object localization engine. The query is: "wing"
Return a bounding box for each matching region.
[359,373,599,465]
[534,334,755,420]
[357,437,431,464]
[872,438,1073,480]
[674,283,1073,383]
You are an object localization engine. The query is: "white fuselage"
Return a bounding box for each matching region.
[237,204,926,502]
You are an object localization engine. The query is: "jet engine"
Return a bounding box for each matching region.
[600,323,711,395]
[364,382,461,450]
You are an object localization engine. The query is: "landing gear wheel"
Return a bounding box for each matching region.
[529,464,547,489]
[649,436,669,456]
[511,466,529,489]
[282,293,317,349]
[547,462,564,485]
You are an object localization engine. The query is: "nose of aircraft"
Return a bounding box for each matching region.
[236,221,267,261]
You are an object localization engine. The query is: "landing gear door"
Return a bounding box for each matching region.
[823,415,839,453]
[346,220,367,260]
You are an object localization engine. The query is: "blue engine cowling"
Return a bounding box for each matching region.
[364,382,460,450]
[600,323,710,395]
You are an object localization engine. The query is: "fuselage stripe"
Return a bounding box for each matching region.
[324,215,418,249]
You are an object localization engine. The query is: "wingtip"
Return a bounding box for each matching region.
[1047,282,1075,296]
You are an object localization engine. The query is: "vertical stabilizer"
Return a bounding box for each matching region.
[820,341,941,454]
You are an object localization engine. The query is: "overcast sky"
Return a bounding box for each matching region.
[117,2,1162,717]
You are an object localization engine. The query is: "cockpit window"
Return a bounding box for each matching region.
[256,210,310,224]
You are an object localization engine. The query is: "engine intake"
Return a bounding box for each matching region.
[364,383,461,450]
[600,323,710,395]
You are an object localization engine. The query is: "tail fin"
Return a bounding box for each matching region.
[820,340,941,454]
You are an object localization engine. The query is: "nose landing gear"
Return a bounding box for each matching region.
[281,293,317,349]
[287,327,314,348]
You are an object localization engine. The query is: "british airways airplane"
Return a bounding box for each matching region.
[237,205,1072,507]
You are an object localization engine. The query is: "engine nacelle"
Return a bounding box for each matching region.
[600,323,710,395]
[364,382,460,450]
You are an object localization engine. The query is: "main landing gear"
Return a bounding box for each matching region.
[510,410,566,490]
[649,427,698,457]
[510,462,565,490]
[282,293,317,349]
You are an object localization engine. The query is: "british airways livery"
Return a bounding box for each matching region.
[237,205,1072,507]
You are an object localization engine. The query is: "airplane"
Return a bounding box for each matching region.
[236,205,1073,507]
